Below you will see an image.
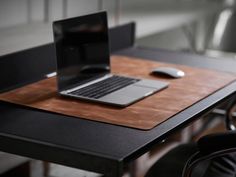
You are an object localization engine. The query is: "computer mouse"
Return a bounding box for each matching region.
[151,67,185,78]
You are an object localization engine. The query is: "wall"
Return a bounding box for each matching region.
[0,0,223,54]
[0,0,29,28]
[0,0,117,28]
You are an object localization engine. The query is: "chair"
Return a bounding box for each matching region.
[109,22,135,53]
[0,21,136,176]
[145,98,236,177]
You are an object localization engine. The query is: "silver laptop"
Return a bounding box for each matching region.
[53,11,168,107]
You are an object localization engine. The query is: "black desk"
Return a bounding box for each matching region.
[0,46,236,177]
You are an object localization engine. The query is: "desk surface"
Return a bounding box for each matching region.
[0,47,236,177]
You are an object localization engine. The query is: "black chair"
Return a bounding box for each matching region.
[145,99,236,177]
[109,22,135,53]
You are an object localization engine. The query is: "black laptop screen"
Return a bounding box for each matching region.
[53,12,110,91]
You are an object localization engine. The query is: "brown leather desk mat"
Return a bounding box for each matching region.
[0,56,236,130]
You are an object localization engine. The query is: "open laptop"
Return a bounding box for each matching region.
[53,11,169,107]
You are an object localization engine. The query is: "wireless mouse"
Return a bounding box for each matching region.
[151,67,185,78]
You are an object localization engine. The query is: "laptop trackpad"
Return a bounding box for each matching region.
[99,85,156,106]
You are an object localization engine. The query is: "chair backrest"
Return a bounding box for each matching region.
[0,43,56,93]
[183,131,236,177]
[0,22,136,93]
[109,22,136,53]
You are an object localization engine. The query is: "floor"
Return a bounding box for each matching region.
[30,161,102,177]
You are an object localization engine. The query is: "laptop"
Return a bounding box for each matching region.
[53,11,169,107]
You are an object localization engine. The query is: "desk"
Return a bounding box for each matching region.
[0,46,236,177]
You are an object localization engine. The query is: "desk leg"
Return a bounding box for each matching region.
[129,161,137,177]
[128,154,149,177]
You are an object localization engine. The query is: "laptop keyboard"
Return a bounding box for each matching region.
[70,75,140,99]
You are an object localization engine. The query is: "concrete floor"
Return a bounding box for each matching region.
[31,161,102,177]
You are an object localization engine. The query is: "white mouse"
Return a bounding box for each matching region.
[151,67,185,78]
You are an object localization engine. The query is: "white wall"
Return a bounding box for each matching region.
[0,0,29,28]
[66,0,98,18]
[0,0,222,54]
[29,0,44,22]
[0,0,120,28]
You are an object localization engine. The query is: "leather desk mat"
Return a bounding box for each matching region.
[0,56,236,130]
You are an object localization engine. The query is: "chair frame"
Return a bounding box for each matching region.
[183,98,236,177]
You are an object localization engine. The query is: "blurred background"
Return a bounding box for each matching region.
[0,0,236,177]
[1,0,236,57]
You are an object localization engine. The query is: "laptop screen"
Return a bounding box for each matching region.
[53,11,110,91]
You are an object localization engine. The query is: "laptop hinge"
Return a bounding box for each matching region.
[60,74,113,94]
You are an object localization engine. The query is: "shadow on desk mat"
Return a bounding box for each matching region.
[0,56,236,130]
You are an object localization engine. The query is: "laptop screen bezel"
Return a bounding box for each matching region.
[53,11,111,92]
